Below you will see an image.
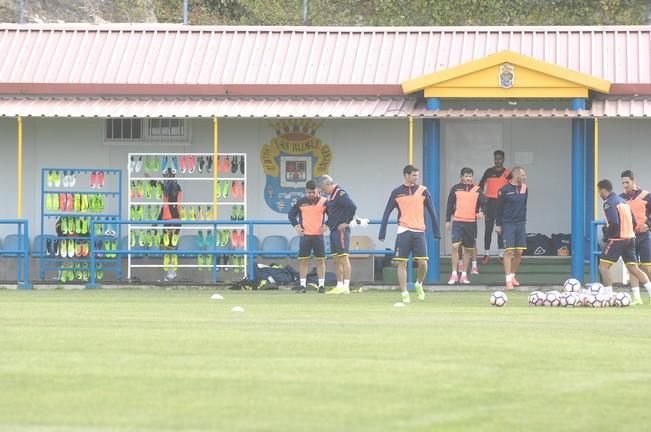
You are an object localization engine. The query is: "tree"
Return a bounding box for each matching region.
[155,0,649,26]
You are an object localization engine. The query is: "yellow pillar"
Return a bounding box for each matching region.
[408,116,414,164]
[213,117,219,219]
[594,118,599,219]
[17,116,23,218]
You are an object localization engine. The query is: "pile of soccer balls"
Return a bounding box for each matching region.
[527,278,632,308]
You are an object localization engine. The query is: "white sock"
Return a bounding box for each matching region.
[336,281,343,289]
[458,259,463,266]
[632,286,642,300]
[499,250,504,258]
[643,282,651,296]
[300,278,307,287]
[461,271,467,277]
[318,278,325,287]
[472,260,477,267]
[505,274,513,282]
[343,279,350,289]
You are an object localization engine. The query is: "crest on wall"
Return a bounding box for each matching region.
[260,120,332,214]
[499,63,515,89]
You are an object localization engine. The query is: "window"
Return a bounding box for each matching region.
[148,118,185,137]
[106,118,143,140]
[105,118,190,144]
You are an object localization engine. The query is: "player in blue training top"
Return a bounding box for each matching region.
[598,178,651,298]
[319,175,357,294]
[495,166,527,290]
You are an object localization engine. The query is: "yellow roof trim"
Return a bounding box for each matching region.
[401,50,611,95]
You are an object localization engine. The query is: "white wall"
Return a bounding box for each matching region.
[598,119,651,216]
[0,116,649,252]
[441,118,572,254]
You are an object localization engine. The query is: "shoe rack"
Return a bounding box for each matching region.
[39,168,123,283]
[127,153,247,282]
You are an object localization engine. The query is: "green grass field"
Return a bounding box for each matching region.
[1,289,650,432]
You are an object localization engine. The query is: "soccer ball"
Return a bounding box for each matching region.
[543,291,561,307]
[577,291,590,307]
[563,278,582,293]
[614,292,632,307]
[605,293,617,307]
[586,283,604,295]
[548,290,562,298]
[490,291,508,307]
[588,293,610,308]
[559,292,579,307]
[528,291,545,306]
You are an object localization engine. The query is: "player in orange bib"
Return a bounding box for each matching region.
[288,180,328,294]
[620,170,651,305]
[445,167,486,285]
[479,150,510,265]
[379,165,440,304]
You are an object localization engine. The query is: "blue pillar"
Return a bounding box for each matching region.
[571,118,586,281]
[571,98,586,110]
[423,118,441,283]
[426,98,441,110]
[585,119,595,242]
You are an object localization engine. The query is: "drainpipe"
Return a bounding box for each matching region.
[17,0,25,23]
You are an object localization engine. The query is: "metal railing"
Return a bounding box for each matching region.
[0,219,31,288]
[589,219,606,283]
[87,219,400,288]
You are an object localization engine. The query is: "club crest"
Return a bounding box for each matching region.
[499,63,515,89]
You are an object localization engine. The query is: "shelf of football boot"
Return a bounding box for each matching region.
[128,153,246,173]
[130,202,227,206]
[44,169,119,188]
[43,190,120,195]
[48,235,117,240]
[41,168,122,282]
[43,213,121,218]
[42,238,119,256]
[44,168,121,173]
[42,259,121,265]
[129,176,243,181]
[129,264,245,268]
[126,225,246,230]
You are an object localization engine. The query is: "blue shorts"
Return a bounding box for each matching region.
[394,230,428,261]
[502,222,526,251]
[602,238,637,265]
[636,232,651,265]
[330,228,351,256]
[298,235,326,259]
[451,221,476,249]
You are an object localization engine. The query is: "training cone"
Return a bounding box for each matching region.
[231,306,245,312]
[210,293,224,300]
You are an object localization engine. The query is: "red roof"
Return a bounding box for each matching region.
[1,96,647,118]
[0,24,649,96]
